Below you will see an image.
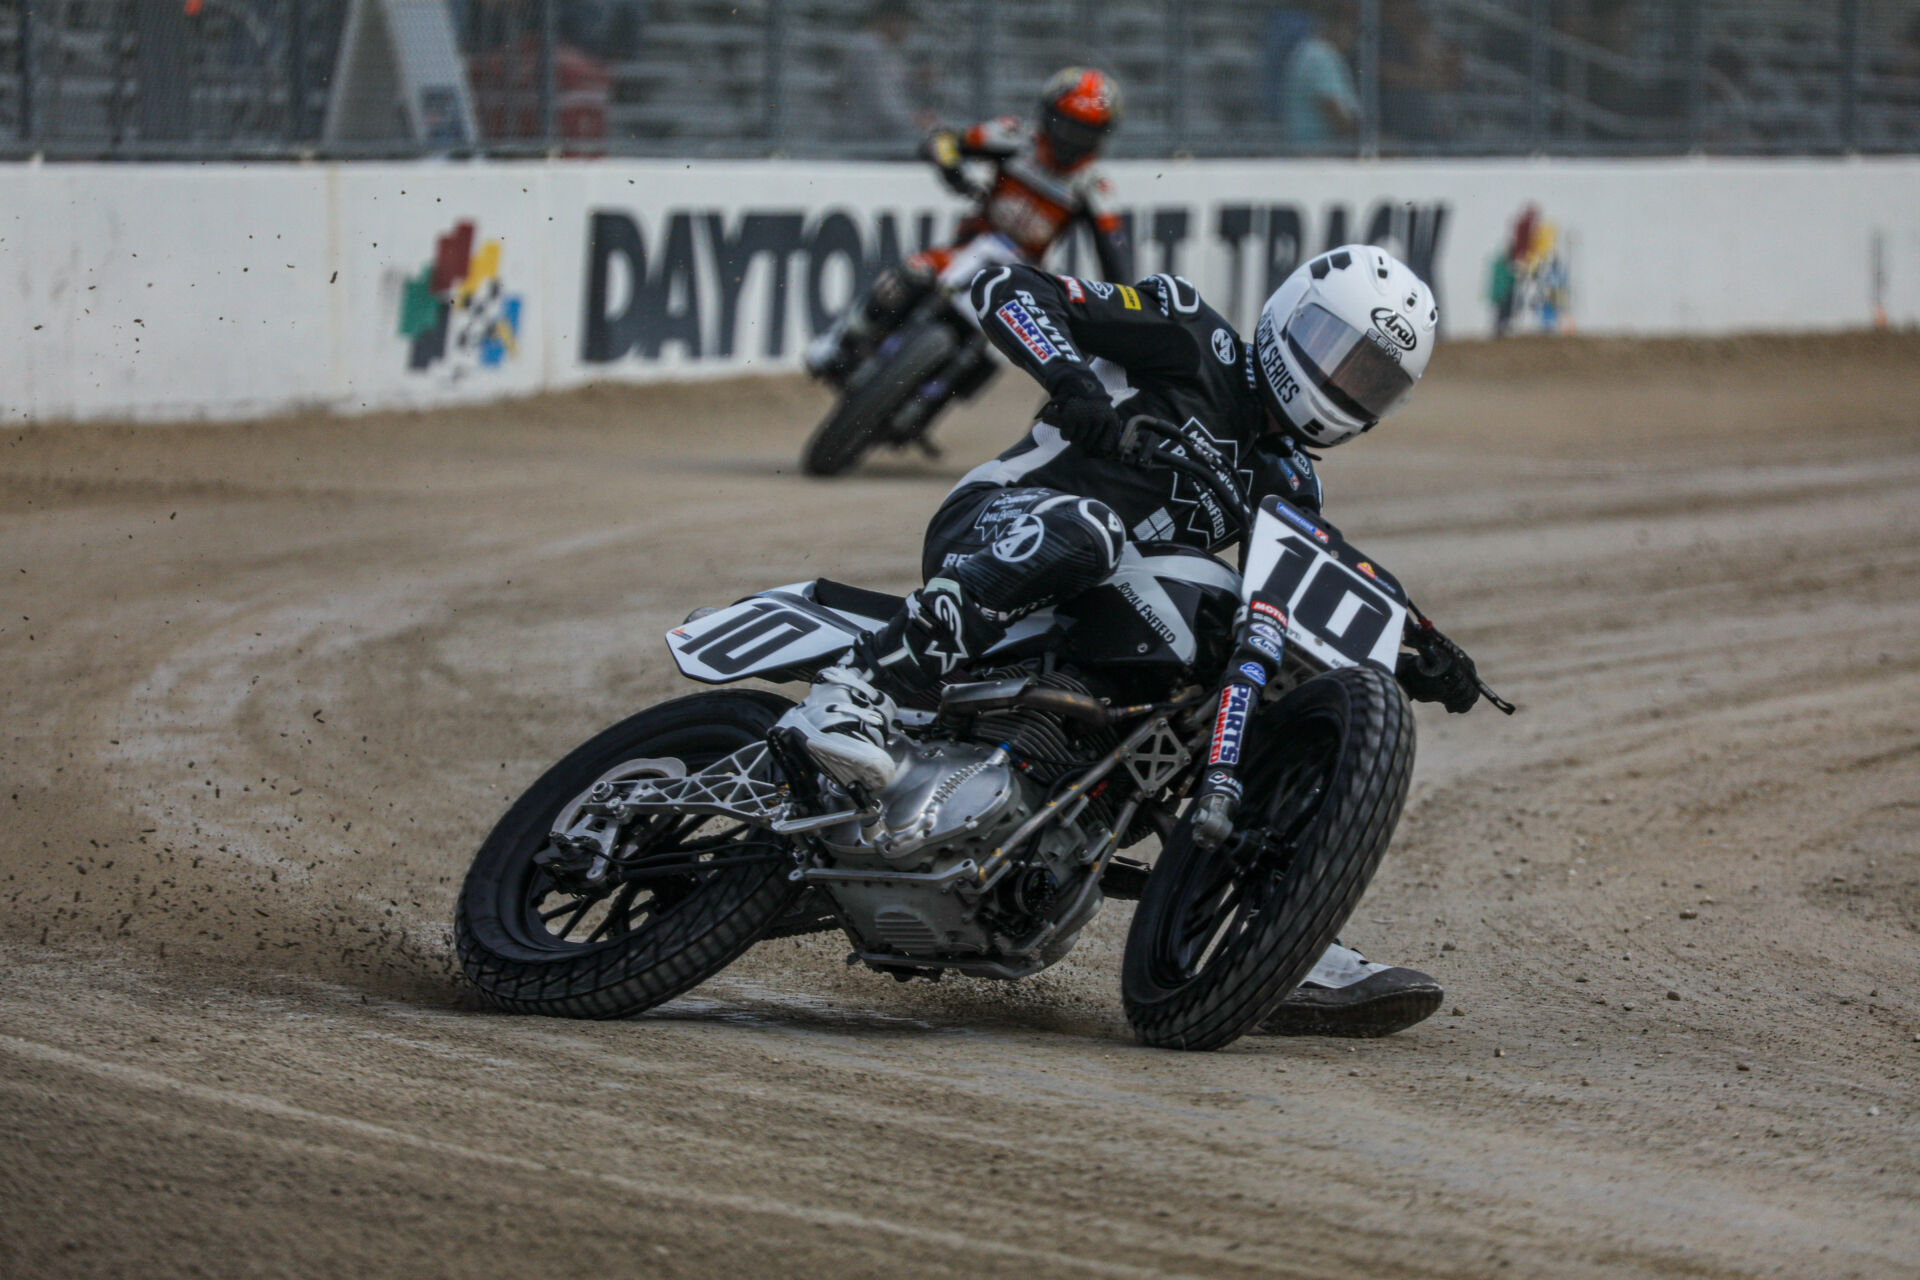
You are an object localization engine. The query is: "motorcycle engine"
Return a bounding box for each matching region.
[812,678,1112,977]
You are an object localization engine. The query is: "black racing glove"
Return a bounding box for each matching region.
[1397,627,1481,714]
[1040,364,1123,459]
[923,131,980,199]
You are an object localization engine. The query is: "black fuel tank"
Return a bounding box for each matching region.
[1057,543,1242,696]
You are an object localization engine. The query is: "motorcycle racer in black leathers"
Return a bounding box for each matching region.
[779,245,1487,1036]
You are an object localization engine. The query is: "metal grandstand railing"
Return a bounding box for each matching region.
[1,0,1917,158]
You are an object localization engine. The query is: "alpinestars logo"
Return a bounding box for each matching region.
[918,589,970,675]
[991,514,1046,562]
[400,220,522,374]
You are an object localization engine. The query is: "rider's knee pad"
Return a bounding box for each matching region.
[952,495,1125,617]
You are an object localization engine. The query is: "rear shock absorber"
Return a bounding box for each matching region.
[1190,592,1289,850]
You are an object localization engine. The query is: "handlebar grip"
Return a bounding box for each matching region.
[1121,414,1179,465]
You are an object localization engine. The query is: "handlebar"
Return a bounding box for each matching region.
[1119,416,1255,550]
[1124,416,1519,717]
[1403,600,1518,716]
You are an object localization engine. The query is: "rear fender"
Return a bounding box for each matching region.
[667,583,889,684]
[667,581,1064,684]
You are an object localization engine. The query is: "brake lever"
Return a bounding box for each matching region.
[1117,415,1155,465]
[1408,607,1516,716]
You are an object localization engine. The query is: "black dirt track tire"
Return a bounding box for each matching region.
[801,323,958,477]
[1121,665,1415,1051]
[455,690,800,1019]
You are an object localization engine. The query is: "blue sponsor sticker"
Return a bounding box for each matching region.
[1248,633,1283,661]
[996,300,1060,364]
[1273,502,1325,541]
[1239,661,1269,687]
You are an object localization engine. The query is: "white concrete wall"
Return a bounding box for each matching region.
[4,157,1918,423]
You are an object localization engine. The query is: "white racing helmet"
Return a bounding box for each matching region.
[1253,244,1439,448]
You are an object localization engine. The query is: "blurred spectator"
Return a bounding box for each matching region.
[1262,9,1316,121]
[837,0,936,142]
[1380,0,1461,144]
[1874,14,1920,85]
[1276,3,1360,147]
[463,1,613,142]
[1580,0,1640,122]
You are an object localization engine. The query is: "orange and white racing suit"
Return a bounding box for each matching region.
[918,115,1132,295]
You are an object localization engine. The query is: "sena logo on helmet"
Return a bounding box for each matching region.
[1370,308,1419,351]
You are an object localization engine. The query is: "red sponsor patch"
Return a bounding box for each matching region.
[1251,599,1289,629]
[1058,275,1086,304]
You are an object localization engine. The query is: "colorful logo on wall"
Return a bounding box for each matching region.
[1488,204,1571,336]
[399,221,522,372]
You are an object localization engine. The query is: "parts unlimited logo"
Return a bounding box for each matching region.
[399,221,523,373]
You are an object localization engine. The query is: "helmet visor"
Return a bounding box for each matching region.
[1284,302,1416,424]
[1043,109,1109,165]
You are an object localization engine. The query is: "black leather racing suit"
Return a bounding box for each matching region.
[857,265,1328,696]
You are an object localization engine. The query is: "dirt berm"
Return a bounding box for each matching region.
[3,333,1917,1278]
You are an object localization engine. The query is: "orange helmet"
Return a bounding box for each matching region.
[1038,67,1121,169]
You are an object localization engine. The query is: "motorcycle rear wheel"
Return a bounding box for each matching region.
[801,323,958,477]
[455,690,800,1019]
[1121,665,1415,1051]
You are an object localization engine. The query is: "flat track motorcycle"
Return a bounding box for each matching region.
[798,231,1014,477]
[455,418,1508,1049]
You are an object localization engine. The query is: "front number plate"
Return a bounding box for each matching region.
[1239,498,1407,673]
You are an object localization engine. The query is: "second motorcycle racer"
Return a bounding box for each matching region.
[799,67,1132,475]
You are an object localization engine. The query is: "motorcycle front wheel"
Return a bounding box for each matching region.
[455,690,800,1019]
[1121,665,1415,1051]
[801,323,958,477]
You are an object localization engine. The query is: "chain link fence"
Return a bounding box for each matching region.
[3,0,1918,158]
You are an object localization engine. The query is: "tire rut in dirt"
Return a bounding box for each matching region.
[1121,665,1415,1050]
[801,324,958,477]
[455,689,800,1019]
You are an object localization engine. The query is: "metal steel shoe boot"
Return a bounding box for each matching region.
[774,664,899,794]
[1257,941,1445,1038]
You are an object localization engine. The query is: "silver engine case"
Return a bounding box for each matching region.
[810,739,1101,977]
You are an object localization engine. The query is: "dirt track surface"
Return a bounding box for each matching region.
[4,335,1918,1278]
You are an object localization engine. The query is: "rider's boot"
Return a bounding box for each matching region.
[1258,941,1445,1038]
[803,316,860,385]
[774,664,899,795]
[857,577,1006,702]
[775,578,1003,794]
[803,266,939,386]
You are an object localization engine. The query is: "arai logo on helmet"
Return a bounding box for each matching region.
[1370,307,1419,352]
